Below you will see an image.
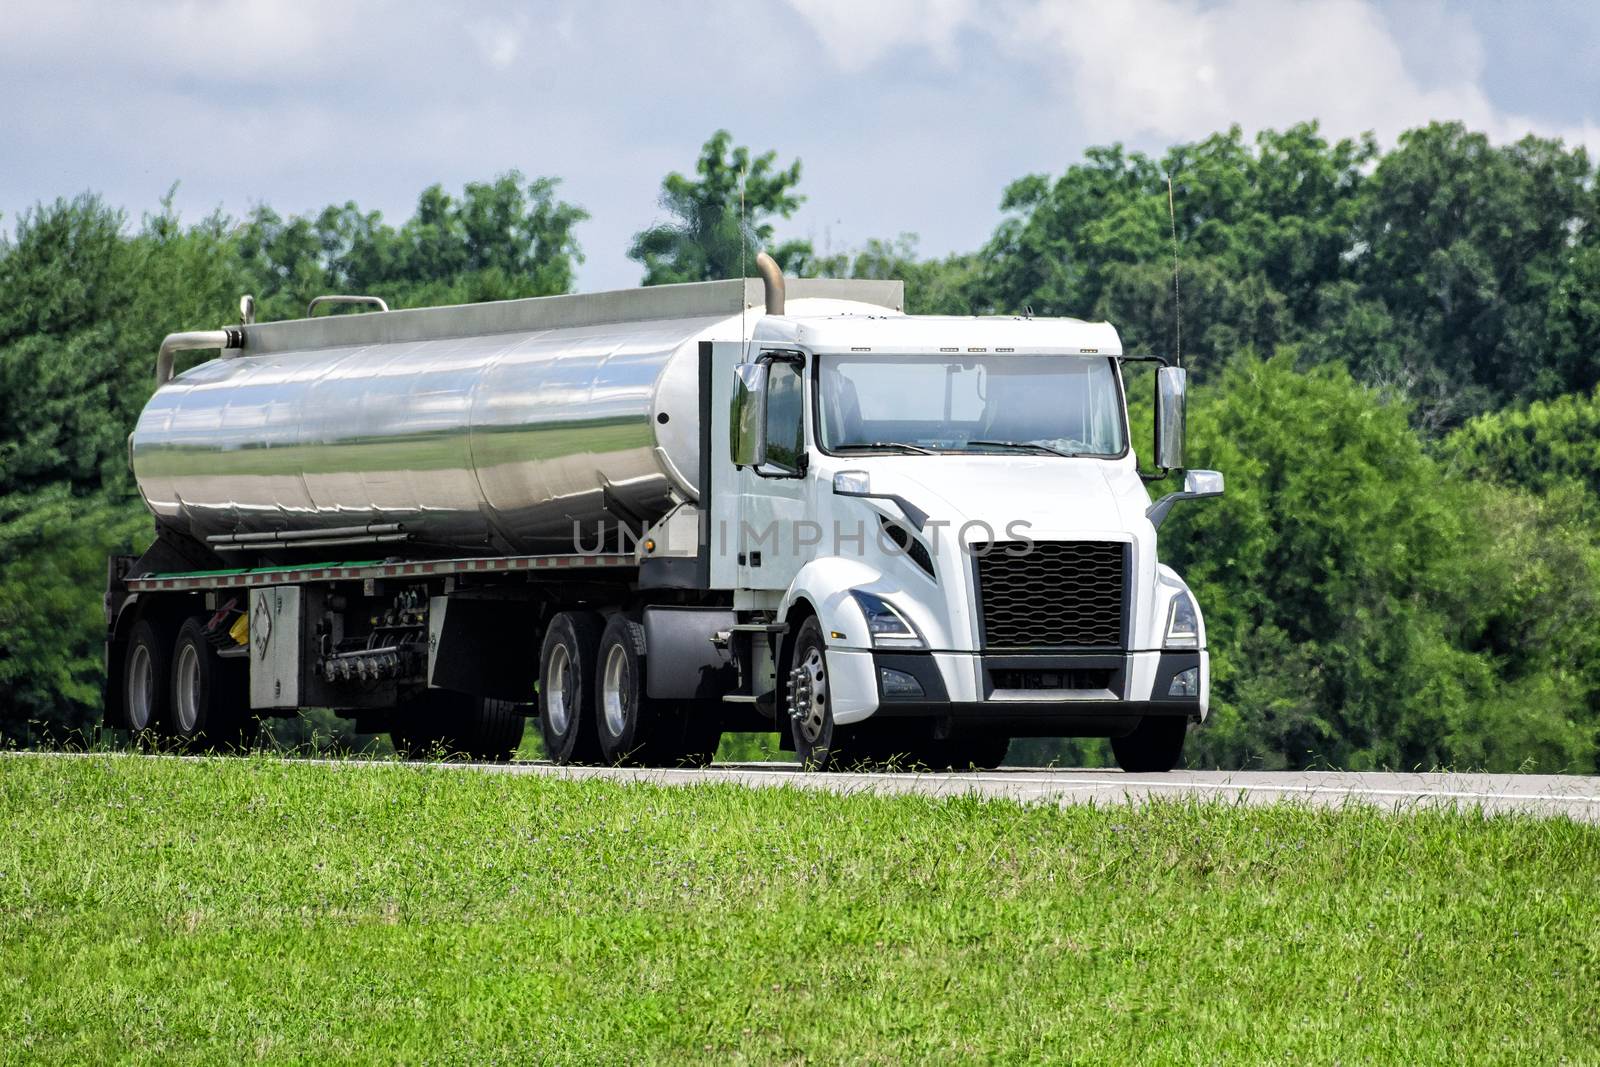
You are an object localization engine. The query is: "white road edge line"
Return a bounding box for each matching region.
[7,751,1598,806]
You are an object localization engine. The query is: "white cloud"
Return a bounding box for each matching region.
[785,0,1600,152]
[784,0,982,69]
[1,0,1596,291]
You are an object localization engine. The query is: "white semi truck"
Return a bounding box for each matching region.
[105,256,1223,770]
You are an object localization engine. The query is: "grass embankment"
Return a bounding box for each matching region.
[2,756,1596,1064]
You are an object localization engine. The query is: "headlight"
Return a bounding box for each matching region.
[1164,590,1200,649]
[850,590,926,649]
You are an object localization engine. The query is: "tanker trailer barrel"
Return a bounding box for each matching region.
[130,272,903,556]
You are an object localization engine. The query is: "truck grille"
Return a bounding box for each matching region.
[973,540,1127,650]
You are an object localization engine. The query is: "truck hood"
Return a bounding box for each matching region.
[872,457,1146,540]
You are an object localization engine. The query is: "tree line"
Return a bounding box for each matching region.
[2,122,1598,770]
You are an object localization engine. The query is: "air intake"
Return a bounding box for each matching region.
[973,540,1127,650]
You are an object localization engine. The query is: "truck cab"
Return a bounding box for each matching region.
[703,311,1222,771]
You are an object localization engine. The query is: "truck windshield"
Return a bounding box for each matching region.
[816,353,1126,456]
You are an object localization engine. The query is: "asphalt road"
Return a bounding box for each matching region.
[13,753,1600,821]
[273,757,1600,822]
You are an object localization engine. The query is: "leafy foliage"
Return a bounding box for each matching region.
[979,122,1600,427]
[1167,356,1600,771]
[1443,387,1600,499]
[237,172,586,320]
[800,233,985,315]
[628,130,810,285]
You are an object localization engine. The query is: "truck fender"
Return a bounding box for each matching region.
[778,557,887,726]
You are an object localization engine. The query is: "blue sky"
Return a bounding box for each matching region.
[3,0,1597,291]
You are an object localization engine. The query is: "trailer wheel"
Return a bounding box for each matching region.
[391,692,524,762]
[538,611,604,765]
[168,617,253,752]
[123,618,173,738]
[1111,715,1188,772]
[787,617,843,771]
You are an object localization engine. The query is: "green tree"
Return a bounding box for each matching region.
[981,125,1375,367]
[1350,124,1599,417]
[0,486,151,746]
[799,233,985,315]
[1166,354,1598,771]
[629,130,809,285]
[1442,387,1600,499]
[237,172,587,321]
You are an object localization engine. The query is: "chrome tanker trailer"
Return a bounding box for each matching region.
[106,256,1223,769]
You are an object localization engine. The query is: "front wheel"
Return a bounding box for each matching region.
[787,617,843,771]
[1111,716,1188,772]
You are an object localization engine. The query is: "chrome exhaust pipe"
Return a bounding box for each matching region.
[754,250,785,315]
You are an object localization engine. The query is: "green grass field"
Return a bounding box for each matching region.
[2,755,1597,1064]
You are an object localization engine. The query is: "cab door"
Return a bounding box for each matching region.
[717,347,814,592]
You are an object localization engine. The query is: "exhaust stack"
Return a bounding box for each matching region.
[754,251,784,315]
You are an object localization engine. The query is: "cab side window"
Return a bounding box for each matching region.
[763,359,805,475]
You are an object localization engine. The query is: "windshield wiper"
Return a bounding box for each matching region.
[833,441,938,455]
[963,439,1078,457]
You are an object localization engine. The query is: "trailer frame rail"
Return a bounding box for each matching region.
[124,552,636,593]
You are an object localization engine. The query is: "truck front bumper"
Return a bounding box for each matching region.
[823,648,1208,734]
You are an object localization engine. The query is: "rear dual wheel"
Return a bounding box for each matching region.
[123,615,251,751]
[538,611,720,767]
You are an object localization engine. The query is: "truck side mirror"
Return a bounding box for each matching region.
[1155,365,1187,471]
[1146,468,1224,529]
[731,362,769,468]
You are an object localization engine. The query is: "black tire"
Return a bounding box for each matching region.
[595,614,671,765]
[391,691,525,762]
[168,617,252,752]
[786,616,845,771]
[593,615,722,767]
[123,617,173,738]
[916,732,1010,771]
[538,611,605,765]
[1111,715,1188,772]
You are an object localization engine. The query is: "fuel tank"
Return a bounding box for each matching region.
[130,278,901,555]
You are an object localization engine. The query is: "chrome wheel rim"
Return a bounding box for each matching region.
[127,644,154,731]
[546,643,573,735]
[174,643,201,733]
[790,646,829,744]
[601,643,630,739]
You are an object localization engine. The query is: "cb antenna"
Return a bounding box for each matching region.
[1166,171,1182,368]
[739,165,749,358]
